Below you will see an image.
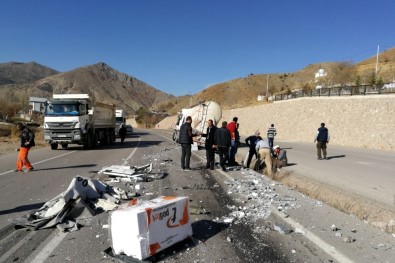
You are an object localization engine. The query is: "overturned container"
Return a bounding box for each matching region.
[109,196,192,260]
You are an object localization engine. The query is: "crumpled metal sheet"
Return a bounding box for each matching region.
[99,163,167,182]
[10,176,131,231]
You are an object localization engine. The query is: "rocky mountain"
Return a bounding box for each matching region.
[0,62,59,85]
[0,62,174,114]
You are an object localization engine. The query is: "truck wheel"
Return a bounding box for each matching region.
[61,143,68,149]
[172,131,179,142]
[50,143,58,150]
[84,130,93,149]
[91,132,97,148]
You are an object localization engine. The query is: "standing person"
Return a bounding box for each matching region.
[244,130,262,169]
[267,124,277,148]
[256,137,273,176]
[119,124,126,144]
[201,119,217,170]
[213,121,231,172]
[15,123,35,172]
[178,116,199,171]
[226,117,238,165]
[314,123,330,160]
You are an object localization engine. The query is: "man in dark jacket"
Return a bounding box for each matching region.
[314,122,330,160]
[119,124,126,144]
[201,119,217,170]
[213,121,231,172]
[178,116,199,171]
[15,123,35,172]
[244,130,262,168]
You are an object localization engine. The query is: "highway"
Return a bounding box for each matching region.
[0,129,394,263]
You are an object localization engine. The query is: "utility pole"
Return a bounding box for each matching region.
[266,74,270,98]
[375,45,380,75]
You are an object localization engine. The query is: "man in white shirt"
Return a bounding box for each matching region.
[256,138,273,176]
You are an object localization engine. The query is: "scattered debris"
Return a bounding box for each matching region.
[273,223,292,234]
[294,228,305,235]
[99,163,167,182]
[331,224,339,231]
[342,236,355,243]
[10,176,130,231]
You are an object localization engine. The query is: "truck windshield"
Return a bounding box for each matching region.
[45,103,80,116]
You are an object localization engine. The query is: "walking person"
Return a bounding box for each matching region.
[314,122,330,160]
[179,116,199,171]
[119,124,126,144]
[244,130,262,169]
[201,119,217,170]
[226,117,238,165]
[213,121,231,172]
[267,124,277,148]
[256,137,273,176]
[15,123,35,172]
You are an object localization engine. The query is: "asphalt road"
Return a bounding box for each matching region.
[0,130,295,263]
[0,129,394,263]
[235,139,395,208]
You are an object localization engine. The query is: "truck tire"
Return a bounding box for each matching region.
[61,143,68,149]
[172,130,179,142]
[50,143,58,150]
[84,130,94,149]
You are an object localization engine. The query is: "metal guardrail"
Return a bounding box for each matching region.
[273,85,395,101]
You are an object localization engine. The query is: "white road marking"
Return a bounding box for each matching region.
[26,142,141,262]
[122,137,141,165]
[0,231,36,263]
[271,208,355,263]
[28,231,68,263]
[0,150,76,177]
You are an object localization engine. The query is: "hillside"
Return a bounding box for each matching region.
[0,62,59,85]
[155,47,395,111]
[0,62,174,114]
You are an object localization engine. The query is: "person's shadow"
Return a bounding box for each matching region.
[327,155,346,160]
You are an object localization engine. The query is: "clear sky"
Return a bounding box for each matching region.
[1,0,394,96]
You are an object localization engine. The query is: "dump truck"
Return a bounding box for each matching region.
[44,94,116,150]
[172,101,222,147]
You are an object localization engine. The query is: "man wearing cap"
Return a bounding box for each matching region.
[314,123,330,160]
[272,145,288,171]
[255,137,273,176]
[244,130,262,169]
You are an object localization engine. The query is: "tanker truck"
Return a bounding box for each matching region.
[44,94,116,150]
[172,101,222,147]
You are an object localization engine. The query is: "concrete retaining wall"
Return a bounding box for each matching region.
[157,95,395,151]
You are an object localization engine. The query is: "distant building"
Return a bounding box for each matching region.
[315,68,328,89]
[29,97,47,114]
[257,95,265,101]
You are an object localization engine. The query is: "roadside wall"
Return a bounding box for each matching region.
[157,95,395,151]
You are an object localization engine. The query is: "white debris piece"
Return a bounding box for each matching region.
[99,163,152,178]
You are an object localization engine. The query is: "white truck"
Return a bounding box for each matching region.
[44,94,116,150]
[172,101,222,147]
[115,109,125,137]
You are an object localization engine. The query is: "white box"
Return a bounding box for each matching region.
[110,196,193,260]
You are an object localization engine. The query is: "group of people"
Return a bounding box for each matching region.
[178,116,289,175]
